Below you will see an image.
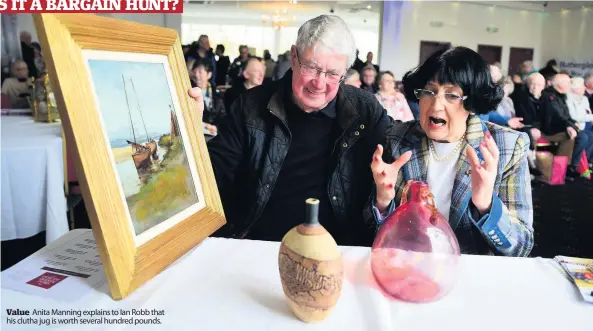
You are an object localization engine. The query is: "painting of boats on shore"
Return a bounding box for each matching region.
[86,59,199,238]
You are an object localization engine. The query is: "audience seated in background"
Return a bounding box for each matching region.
[374,71,413,122]
[567,77,593,169]
[343,69,361,88]
[1,60,31,109]
[540,72,578,172]
[360,65,377,94]
[192,58,225,126]
[223,57,265,111]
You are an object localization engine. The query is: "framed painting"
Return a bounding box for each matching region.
[33,14,226,300]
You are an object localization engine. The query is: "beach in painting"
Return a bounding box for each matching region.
[87,59,198,237]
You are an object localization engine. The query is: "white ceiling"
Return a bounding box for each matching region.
[184,1,592,13]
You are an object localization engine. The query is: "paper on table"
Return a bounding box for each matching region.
[1,230,107,302]
[554,255,593,304]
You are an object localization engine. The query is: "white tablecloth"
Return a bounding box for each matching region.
[2,230,592,331]
[1,116,68,243]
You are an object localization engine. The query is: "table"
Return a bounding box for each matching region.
[2,230,592,331]
[1,116,69,243]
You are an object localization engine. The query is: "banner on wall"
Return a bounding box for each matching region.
[558,59,593,77]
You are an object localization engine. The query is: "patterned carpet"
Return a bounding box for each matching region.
[530,176,593,258]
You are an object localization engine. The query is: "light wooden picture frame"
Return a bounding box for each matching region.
[33,13,226,300]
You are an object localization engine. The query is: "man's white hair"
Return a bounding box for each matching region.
[571,77,585,88]
[295,15,356,71]
[526,72,544,86]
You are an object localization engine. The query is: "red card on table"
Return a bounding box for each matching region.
[26,272,68,289]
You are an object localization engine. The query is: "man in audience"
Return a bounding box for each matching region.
[223,57,265,111]
[186,35,217,88]
[214,44,230,87]
[190,15,396,246]
[351,49,364,72]
[228,45,250,85]
[540,72,579,173]
[364,51,380,74]
[567,77,593,169]
[343,69,361,88]
[585,73,593,112]
[360,65,377,94]
[272,51,291,81]
[520,60,536,81]
[514,73,546,168]
[19,31,37,79]
[263,50,276,85]
[1,60,31,108]
[539,59,559,83]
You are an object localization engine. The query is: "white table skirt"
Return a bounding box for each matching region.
[1,230,592,331]
[1,116,69,243]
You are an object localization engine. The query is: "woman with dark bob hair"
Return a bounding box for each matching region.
[370,46,534,256]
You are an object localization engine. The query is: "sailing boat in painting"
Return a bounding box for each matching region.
[122,75,158,171]
[89,59,199,238]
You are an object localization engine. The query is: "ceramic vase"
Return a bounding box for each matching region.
[278,198,343,322]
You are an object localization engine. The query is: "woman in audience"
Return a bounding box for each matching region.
[567,77,593,168]
[370,47,533,256]
[374,71,414,122]
[343,69,361,88]
[495,76,516,119]
[192,58,225,127]
[478,66,524,130]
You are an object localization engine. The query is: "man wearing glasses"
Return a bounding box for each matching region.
[189,15,398,246]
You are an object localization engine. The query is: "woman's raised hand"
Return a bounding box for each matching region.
[371,144,412,213]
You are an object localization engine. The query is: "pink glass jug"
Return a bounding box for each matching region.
[371,180,460,303]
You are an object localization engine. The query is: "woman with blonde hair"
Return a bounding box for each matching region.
[375,71,414,122]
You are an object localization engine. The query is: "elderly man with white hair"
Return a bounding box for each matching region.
[187,15,397,246]
[567,77,593,168]
[540,72,580,175]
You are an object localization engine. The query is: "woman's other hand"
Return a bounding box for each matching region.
[466,130,499,215]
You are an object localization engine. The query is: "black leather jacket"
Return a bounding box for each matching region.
[206,70,395,246]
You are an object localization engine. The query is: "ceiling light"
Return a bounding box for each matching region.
[367,5,371,9]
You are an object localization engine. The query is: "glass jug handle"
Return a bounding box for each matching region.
[400,180,413,204]
[423,190,439,225]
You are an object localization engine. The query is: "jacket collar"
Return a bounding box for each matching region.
[266,70,358,130]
